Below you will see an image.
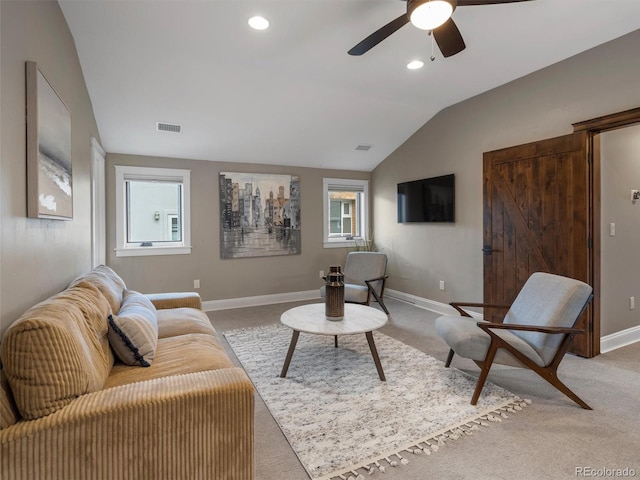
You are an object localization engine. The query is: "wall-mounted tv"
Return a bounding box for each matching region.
[397,174,455,223]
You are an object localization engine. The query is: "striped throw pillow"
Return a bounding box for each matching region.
[108,290,158,367]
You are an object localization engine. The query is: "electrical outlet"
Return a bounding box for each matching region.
[319,270,325,279]
[632,190,640,203]
[193,279,200,289]
[439,280,445,291]
[630,296,635,310]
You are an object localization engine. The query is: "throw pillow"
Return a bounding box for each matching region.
[69,265,127,314]
[108,290,158,367]
[1,284,114,420]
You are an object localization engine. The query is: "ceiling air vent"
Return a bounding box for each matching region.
[156,122,182,133]
[355,144,372,151]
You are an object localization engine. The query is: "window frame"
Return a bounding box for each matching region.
[115,165,192,257]
[322,178,369,248]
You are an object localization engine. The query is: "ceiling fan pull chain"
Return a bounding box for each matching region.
[430,31,436,61]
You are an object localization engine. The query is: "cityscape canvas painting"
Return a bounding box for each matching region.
[26,61,73,220]
[219,172,301,258]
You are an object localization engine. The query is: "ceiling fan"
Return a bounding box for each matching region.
[348,0,534,58]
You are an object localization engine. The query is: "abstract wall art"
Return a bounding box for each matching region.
[219,172,301,258]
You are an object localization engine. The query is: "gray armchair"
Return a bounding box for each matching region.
[320,252,389,314]
[435,272,593,409]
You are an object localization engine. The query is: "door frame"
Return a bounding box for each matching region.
[573,106,640,356]
[91,138,106,268]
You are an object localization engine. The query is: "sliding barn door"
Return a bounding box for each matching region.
[483,131,596,357]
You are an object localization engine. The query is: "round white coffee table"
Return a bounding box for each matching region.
[279,303,388,381]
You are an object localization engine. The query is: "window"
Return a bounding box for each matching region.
[323,178,369,248]
[115,166,191,257]
[329,198,354,236]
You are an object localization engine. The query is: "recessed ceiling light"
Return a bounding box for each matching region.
[407,60,424,70]
[248,16,269,30]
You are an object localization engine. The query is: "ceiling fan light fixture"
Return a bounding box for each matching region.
[408,0,455,31]
[407,60,424,70]
[248,15,269,30]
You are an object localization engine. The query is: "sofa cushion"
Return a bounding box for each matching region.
[146,292,202,310]
[69,265,126,314]
[0,283,114,420]
[157,307,216,338]
[104,333,233,389]
[0,368,20,429]
[108,290,158,367]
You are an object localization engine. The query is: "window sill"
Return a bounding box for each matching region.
[323,240,359,249]
[115,246,192,257]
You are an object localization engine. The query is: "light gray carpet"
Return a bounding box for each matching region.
[210,297,640,480]
[225,323,526,480]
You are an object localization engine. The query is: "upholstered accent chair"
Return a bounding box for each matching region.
[435,272,593,409]
[320,252,389,314]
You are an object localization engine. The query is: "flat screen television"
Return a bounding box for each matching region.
[397,174,455,223]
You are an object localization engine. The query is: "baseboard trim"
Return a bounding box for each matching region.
[600,325,640,353]
[201,287,484,319]
[202,290,320,312]
[385,289,483,319]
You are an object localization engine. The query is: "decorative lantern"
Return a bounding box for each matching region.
[325,265,345,320]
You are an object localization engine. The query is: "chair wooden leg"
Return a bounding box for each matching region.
[471,342,498,405]
[378,298,389,315]
[376,296,389,314]
[365,280,390,314]
[483,332,592,409]
[334,335,338,348]
[445,349,455,367]
[370,288,389,314]
[540,370,592,410]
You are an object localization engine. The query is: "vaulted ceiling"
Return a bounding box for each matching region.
[59,0,640,171]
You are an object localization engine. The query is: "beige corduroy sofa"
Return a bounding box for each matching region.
[0,265,254,480]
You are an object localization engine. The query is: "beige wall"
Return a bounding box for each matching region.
[0,0,101,336]
[372,29,640,336]
[600,125,640,336]
[106,153,369,301]
[2,1,638,340]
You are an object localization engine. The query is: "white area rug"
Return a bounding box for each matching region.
[224,324,529,480]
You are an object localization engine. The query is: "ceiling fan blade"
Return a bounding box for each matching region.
[348,14,410,56]
[457,0,534,5]
[433,18,466,58]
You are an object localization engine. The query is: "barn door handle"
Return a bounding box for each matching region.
[482,245,495,256]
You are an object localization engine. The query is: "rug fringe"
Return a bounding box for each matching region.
[321,398,531,480]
